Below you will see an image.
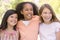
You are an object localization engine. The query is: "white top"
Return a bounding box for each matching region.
[23,21,30,26]
[39,22,60,40]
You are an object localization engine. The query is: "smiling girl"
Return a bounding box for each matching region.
[0,9,19,40]
[39,4,60,40]
[16,2,40,40]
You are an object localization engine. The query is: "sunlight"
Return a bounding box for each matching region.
[32,0,40,8]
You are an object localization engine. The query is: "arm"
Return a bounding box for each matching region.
[16,30,20,40]
[56,31,60,40]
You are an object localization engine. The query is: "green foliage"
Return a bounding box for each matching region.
[39,0,60,14]
[0,0,60,24]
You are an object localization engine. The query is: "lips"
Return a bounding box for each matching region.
[44,17,51,20]
[27,14,32,18]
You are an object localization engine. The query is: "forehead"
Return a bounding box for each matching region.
[23,3,33,9]
[42,7,51,12]
[9,13,17,16]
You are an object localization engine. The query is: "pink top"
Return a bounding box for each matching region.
[17,16,40,40]
[0,30,19,40]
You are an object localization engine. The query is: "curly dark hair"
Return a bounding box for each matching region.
[16,2,38,20]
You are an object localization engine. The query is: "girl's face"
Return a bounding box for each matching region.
[21,3,33,20]
[7,14,18,27]
[41,7,52,23]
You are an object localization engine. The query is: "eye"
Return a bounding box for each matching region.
[24,8,33,11]
[49,12,52,14]
[15,16,18,19]
[24,9,29,11]
[30,9,33,11]
[10,16,14,18]
[43,12,47,14]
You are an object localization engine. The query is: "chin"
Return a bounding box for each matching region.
[10,24,16,26]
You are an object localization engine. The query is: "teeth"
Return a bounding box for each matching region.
[45,17,51,20]
[28,14,32,17]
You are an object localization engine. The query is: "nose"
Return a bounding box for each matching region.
[46,13,50,17]
[12,17,17,21]
[28,10,31,12]
[28,10,33,14]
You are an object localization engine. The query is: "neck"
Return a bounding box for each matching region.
[6,25,14,32]
[44,21,52,24]
[24,18,31,21]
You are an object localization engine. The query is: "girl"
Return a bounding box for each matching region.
[39,4,60,40]
[16,2,40,40]
[0,9,20,40]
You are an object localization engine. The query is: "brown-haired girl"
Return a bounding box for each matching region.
[39,4,60,40]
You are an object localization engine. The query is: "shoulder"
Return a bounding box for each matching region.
[39,23,44,27]
[17,20,23,26]
[52,22,60,28]
[0,30,5,36]
[33,15,40,19]
[14,30,19,35]
[15,30,20,37]
[18,20,23,23]
[52,22,60,25]
[31,15,40,21]
[53,22,60,32]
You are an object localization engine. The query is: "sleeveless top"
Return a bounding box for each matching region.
[0,30,19,40]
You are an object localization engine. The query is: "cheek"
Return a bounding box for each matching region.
[21,10,26,15]
[16,19,18,23]
[7,17,13,23]
[49,14,52,18]
[41,14,45,18]
[22,12,27,16]
[7,18,11,24]
[32,12,34,15]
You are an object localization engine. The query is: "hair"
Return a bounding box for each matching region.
[0,9,18,30]
[39,4,60,23]
[16,2,38,20]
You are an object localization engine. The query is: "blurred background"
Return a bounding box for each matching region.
[0,0,60,24]
[0,0,60,40]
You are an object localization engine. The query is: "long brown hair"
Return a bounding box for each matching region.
[39,4,60,23]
